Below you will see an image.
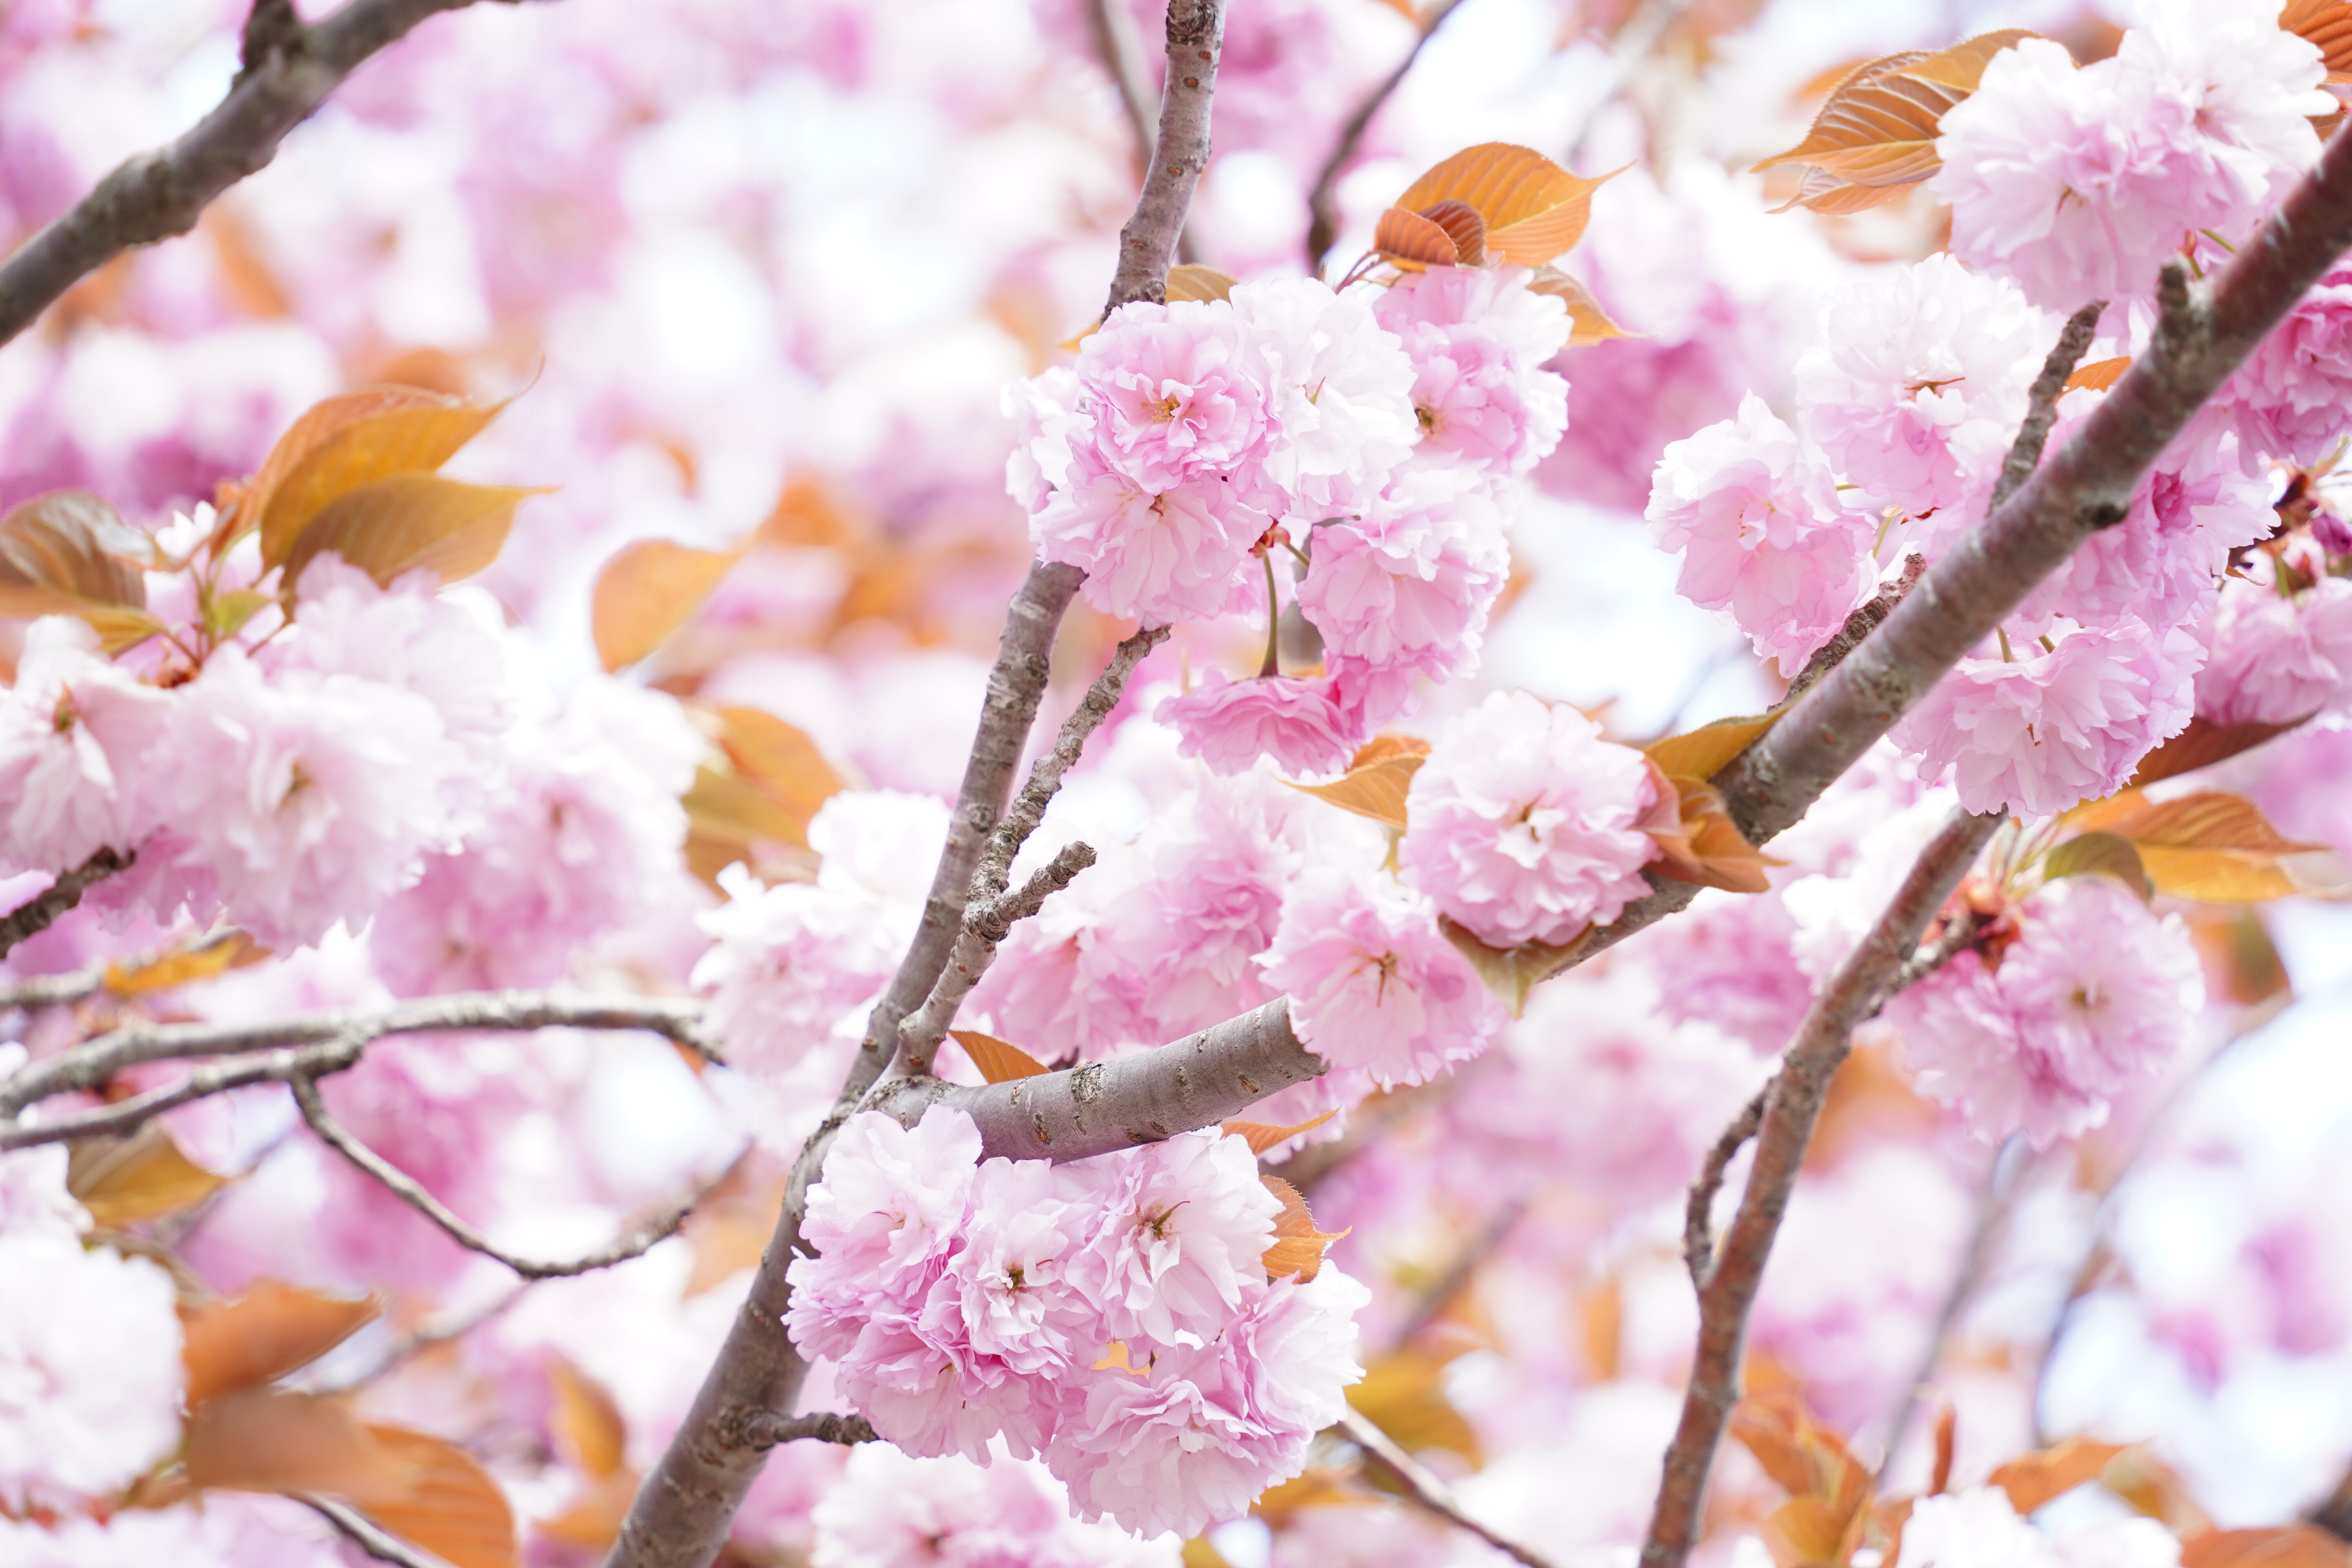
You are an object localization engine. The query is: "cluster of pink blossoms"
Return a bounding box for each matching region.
[784,1107,1367,1537]
[1884,872,2203,1147]
[1011,267,1568,776]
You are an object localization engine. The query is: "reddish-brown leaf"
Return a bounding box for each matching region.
[2180,1526,2349,1568]
[229,387,450,554]
[2065,355,2133,393]
[0,491,147,617]
[183,1388,408,1496]
[282,475,540,591]
[1645,706,1785,781]
[2070,791,2330,902]
[67,1125,225,1229]
[181,1281,382,1405]
[1729,1391,1872,1517]
[1642,767,1779,895]
[352,1423,519,1568]
[1418,199,1487,266]
[548,1360,628,1479]
[1988,1436,2131,1514]
[1261,1176,1347,1283]
[258,394,506,570]
[592,537,746,672]
[1220,1111,1338,1156]
[1755,34,2036,187]
[713,706,844,830]
[1772,166,1929,217]
[2128,713,2309,788]
[1395,143,1613,265]
[1759,1494,1870,1568]
[1372,206,1460,270]
[104,930,269,996]
[949,1030,1052,1083]
[2285,0,2352,83]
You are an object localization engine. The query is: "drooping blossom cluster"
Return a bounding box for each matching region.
[784,1107,1367,1537]
[1010,267,1569,776]
[1884,872,2204,1147]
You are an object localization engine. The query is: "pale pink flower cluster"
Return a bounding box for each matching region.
[1896,1486,2182,1568]
[2197,265,2352,467]
[1399,690,1660,947]
[1258,868,1505,1089]
[0,1499,347,1568]
[694,791,951,1078]
[1935,15,2330,312]
[810,1443,1178,1567]
[786,1108,1368,1539]
[1888,617,2200,817]
[1886,873,2202,1146]
[1645,393,1878,673]
[2196,562,2352,726]
[0,1227,185,1510]
[1021,271,1564,776]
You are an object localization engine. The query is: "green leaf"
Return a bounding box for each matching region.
[2042,831,2154,902]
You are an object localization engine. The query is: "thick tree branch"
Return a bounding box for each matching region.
[291,1076,725,1279]
[1302,0,1472,274]
[0,991,713,1117]
[1102,0,1228,314]
[1639,807,2004,1568]
[1340,1408,1556,1568]
[0,1032,368,1150]
[0,0,521,350]
[0,848,130,961]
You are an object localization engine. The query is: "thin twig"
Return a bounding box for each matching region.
[0,0,525,349]
[1102,0,1229,314]
[0,990,713,1116]
[1302,0,1473,274]
[1890,909,1978,994]
[299,1286,530,1396]
[740,1410,880,1450]
[0,848,130,961]
[0,965,107,1012]
[1392,1195,1526,1349]
[1783,554,1926,706]
[294,1494,443,1568]
[0,1033,368,1150]
[1560,0,1702,160]
[1640,807,2004,1568]
[891,840,1096,1077]
[1683,1085,1767,1287]
[1992,300,2108,514]
[1341,1408,1557,1568]
[292,1075,724,1280]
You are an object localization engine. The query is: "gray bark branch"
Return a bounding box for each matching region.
[1102,0,1228,313]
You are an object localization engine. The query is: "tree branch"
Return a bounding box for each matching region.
[1682,1085,1766,1287]
[1302,0,1473,275]
[0,964,107,1013]
[1639,807,2004,1568]
[0,0,523,350]
[291,1075,726,1279]
[891,840,1096,1078]
[0,990,712,1117]
[740,1410,879,1450]
[0,848,130,961]
[1992,299,2107,513]
[1102,0,1228,314]
[295,1494,443,1568]
[0,1032,369,1150]
[1339,1407,1557,1568]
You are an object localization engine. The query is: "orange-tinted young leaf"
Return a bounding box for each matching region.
[352,1423,519,1568]
[2180,1526,2349,1568]
[1645,773,1779,895]
[1755,34,2037,191]
[1350,733,1431,768]
[1901,28,2041,92]
[1395,144,1613,265]
[1220,1110,1338,1155]
[0,490,149,624]
[181,1280,383,1405]
[1261,1176,1347,1283]
[234,387,451,551]
[1760,1494,1870,1568]
[1930,1402,1957,1496]
[2103,1448,2212,1533]
[1287,751,1426,829]
[2188,906,2293,1006]
[1418,199,1488,266]
[2285,0,2352,83]
[1729,1391,1873,1516]
[257,394,506,570]
[105,929,269,996]
[1526,265,1634,346]
[1438,915,1586,1017]
[183,1387,408,1496]
[1346,1346,1481,1463]
[682,760,816,866]
[2042,831,2154,902]
[714,707,844,829]
[1373,206,1460,270]
[2073,791,2330,902]
[541,1472,641,1552]
[2065,356,2133,393]
[949,1030,1052,1083]
[1772,165,1928,217]
[592,537,746,672]
[67,1124,226,1228]
[549,1360,628,1479]
[282,475,541,591]
[1164,264,1240,303]
[1988,1436,2131,1514]
[2128,714,2310,788]
[1645,706,1786,781]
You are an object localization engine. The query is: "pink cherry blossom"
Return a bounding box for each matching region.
[1258,869,1503,1088]
[1372,264,1572,475]
[2020,450,2272,637]
[1076,299,1270,492]
[1156,670,1360,777]
[792,1106,982,1303]
[1296,466,1510,687]
[275,554,514,758]
[1795,252,2051,525]
[2198,265,2352,467]
[939,1157,1094,1376]
[1888,617,2201,817]
[1066,1128,1280,1347]
[1647,392,1877,673]
[1399,689,1661,947]
[1229,276,1417,516]
[0,1230,184,1510]
[2196,570,2352,726]
[1031,448,1269,626]
[0,616,167,876]
[1886,873,2202,1147]
[810,1443,1178,1568]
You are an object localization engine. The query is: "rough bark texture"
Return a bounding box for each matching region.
[0,848,129,962]
[1638,809,2004,1568]
[1102,0,1227,313]
[0,0,512,349]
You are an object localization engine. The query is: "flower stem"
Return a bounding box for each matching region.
[1259,551,1282,678]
